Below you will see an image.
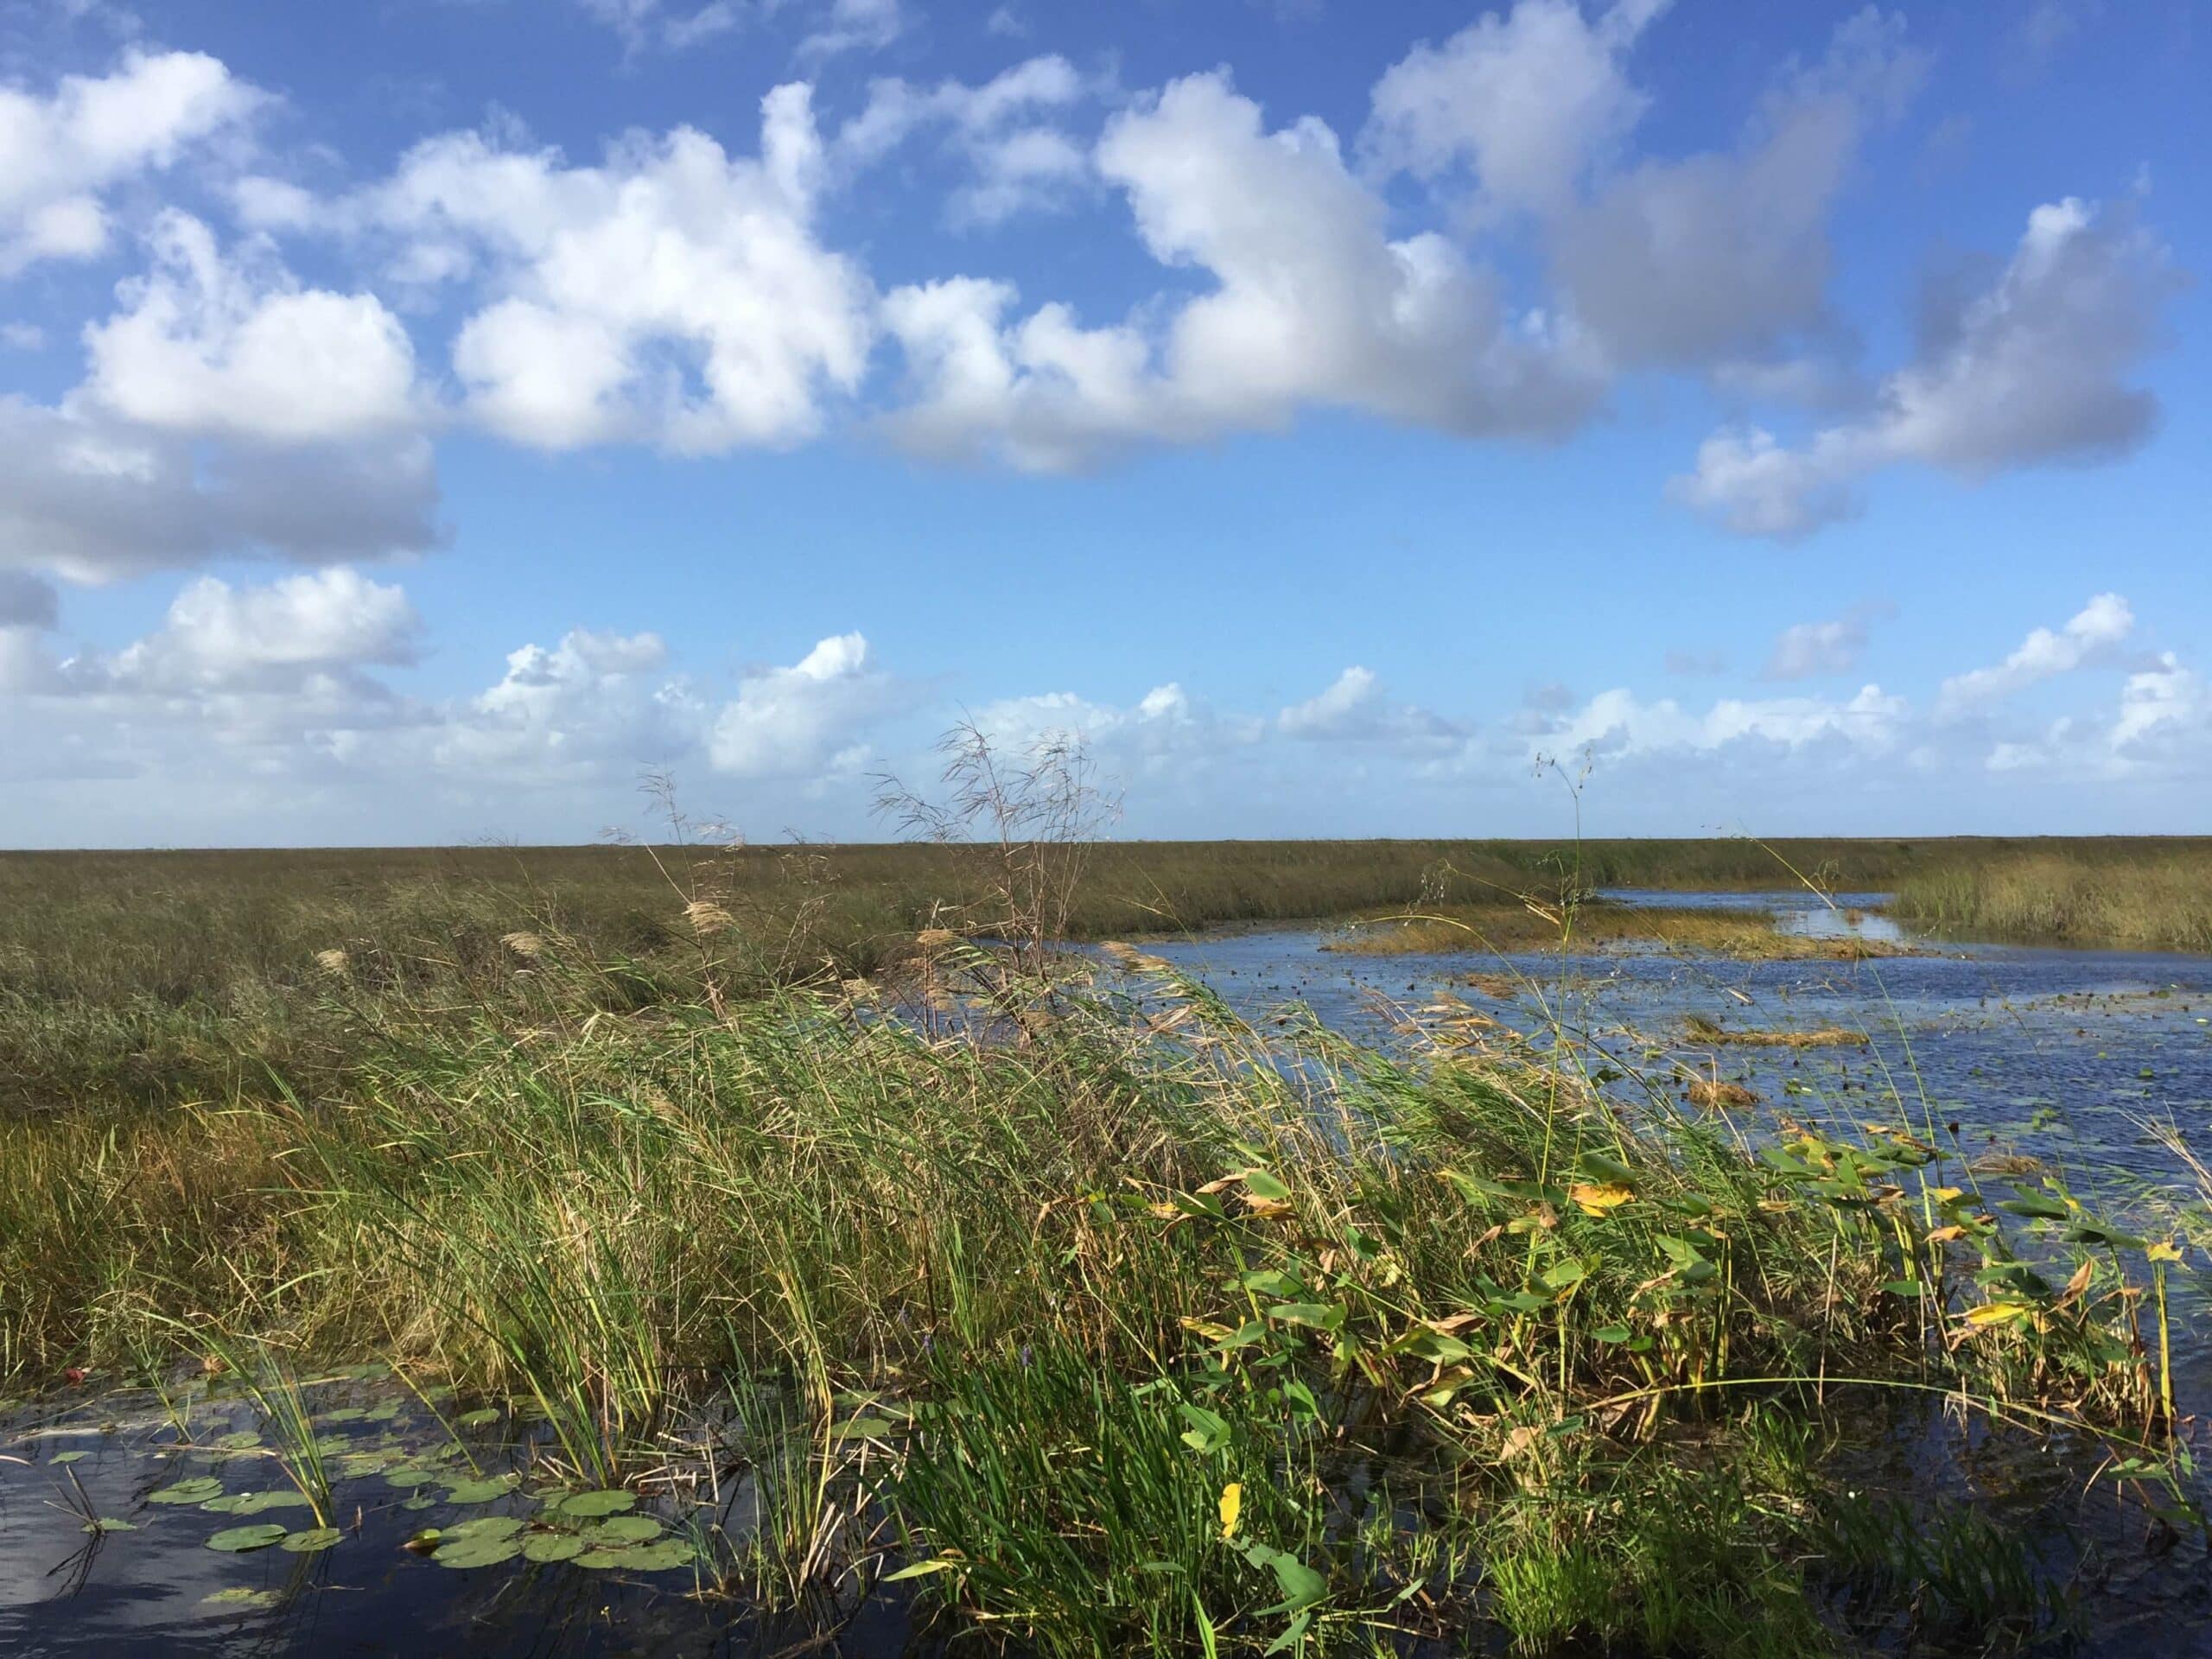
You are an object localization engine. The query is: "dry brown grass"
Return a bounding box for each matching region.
[1684,1015,1869,1049]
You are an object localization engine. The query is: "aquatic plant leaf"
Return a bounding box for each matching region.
[1573,1152,1637,1188]
[434,1534,524,1569]
[444,1515,526,1541]
[1568,1181,1633,1216]
[148,1478,226,1504]
[207,1522,289,1552]
[384,1466,442,1488]
[555,1489,636,1517]
[201,1491,311,1515]
[1242,1169,1292,1203]
[318,1408,367,1425]
[2000,1195,2070,1221]
[1177,1402,1231,1453]
[281,1527,341,1553]
[574,1539,695,1571]
[86,1516,136,1532]
[1267,1302,1344,1332]
[1965,1301,2031,1328]
[1218,1482,1242,1540]
[2067,1221,2147,1249]
[523,1532,587,1563]
[442,1474,519,1503]
[202,1586,279,1608]
[454,1407,501,1428]
[883,1555,962,1580]
[51,1449,87,1464]
[211,1430,261,1451]
[581,1515,661,1545]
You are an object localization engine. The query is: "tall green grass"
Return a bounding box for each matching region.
[0,917,2194,1652]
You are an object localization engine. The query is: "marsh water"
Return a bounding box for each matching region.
[7,892,2212,1656]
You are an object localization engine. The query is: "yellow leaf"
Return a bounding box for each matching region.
[1964,1301,2029,1328]
[1926,1224,1967,1243]
[2148,1241,2184,1263]
[1568,1181,1634,1217]
[1218,1483,1243,1540]
[2055,1257,2094,1308]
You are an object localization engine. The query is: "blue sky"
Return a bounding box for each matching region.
[0,0,2202,846]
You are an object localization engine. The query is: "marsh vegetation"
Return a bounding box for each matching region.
[4,795,2212,1654]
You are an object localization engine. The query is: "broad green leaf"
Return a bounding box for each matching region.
[207,1523,289,1553]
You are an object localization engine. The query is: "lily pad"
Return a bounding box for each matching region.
[402,1495,435,1511]
[443,1515,525,1541]
[86,1516,137,1533]
[318,1408,367,1425]
[202,1491,312,1516]
[384,1466,442,1489]
[554,1489,636,1518]
[454,1407,502,1428]
[281,1527,342,1553]
[148,1478,226,1505]
[203,1586,280,1609]
[211,1430,262,1451]
[581,1515,662,1545]
[207,1523,289,1553]
[522,1532,587,1564]
[51,1450,87,1465]
[443,1474,519,1504]
[434,1534,524,1569]
[575,1539,696,1572]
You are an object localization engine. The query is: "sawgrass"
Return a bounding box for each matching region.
[0,920,2196,1653]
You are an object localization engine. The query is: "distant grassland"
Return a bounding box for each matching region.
[2,836,2207,1114]
[1891,849,2212,954]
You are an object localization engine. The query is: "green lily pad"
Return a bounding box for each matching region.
[454,1407,501,1428]
[86,1516,137,1533]
[402,1494,435,1511]
[435,1534,524,1569]
[443,1474,519,1504]
[384,1466,442,1488]
[211,1430,261,1451]
[337,1452,390,1478]
[318,1408,367,1425]
[443,1515,526,1541]
[148,1478,226,1505]
[575,1539,696,1572]
[365,1402,403,1423]
[522,1532,587,1564]
[554,1489,635,1518]
[203,1586,280,1609]
[202,1491,312,1516]
[51,1450,87,1465]
[207,1523,289,1553]
[281,1527,342,1553]
[581,1515,662,1545]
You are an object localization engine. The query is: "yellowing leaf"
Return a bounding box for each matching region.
[1568,1181,1633,1216]
[1964,1301,2029,1328]
[2148,1241,2185,1263]
[1218,1482,1243,1540]
[1927,1224,1967,1243]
